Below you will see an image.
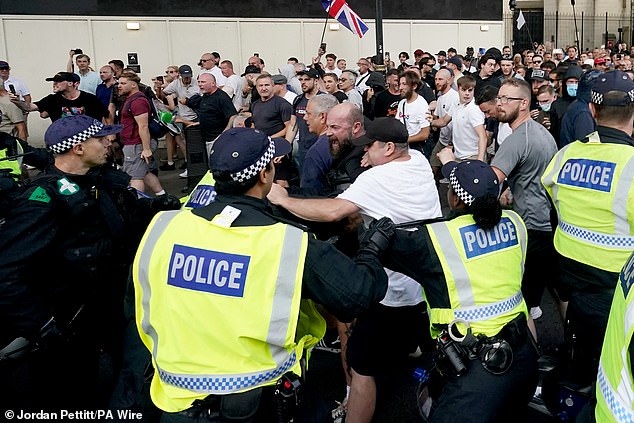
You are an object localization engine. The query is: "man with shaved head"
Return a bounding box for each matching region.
[185,73,236,143]
[429,68,459,177]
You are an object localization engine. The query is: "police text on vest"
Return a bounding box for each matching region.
[459,217,519,259]
[168,245,250,297]
[185,184,216,209]
[558,158,616,192]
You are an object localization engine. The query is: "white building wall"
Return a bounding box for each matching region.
[0,15,503,145]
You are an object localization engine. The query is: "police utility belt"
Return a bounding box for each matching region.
[435,314,528,377]
[173,372,302,423]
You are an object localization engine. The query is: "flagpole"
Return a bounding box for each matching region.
[320,1,331,49]
[375,0,384,66]
[517,10,535,49]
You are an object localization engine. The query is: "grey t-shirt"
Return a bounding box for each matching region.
[491,118,558,231]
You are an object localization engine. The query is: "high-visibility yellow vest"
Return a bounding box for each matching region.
[0,140,23,179]
[595,252,634,422]
[426,210,528,337]
[133,209,325,412]
[180,171,216,210]
[542,132,634,273]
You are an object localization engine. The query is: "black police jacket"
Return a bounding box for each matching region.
[0,164,157,342]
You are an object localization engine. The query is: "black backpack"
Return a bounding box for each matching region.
[125,93,168,140]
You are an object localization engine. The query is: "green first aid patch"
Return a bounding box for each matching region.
[57,177,79,195]
[28,186,51,203]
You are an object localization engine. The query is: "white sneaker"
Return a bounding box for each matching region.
[530,306,543,320]
[179,170,188,178]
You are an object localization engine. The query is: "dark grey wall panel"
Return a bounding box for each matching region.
[0,0,501,21]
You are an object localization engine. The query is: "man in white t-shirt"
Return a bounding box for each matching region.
[324,53,342,78]
[397,70,430,151]
[199,52,227,88]
[220,60,244,111]
[267,117,441,423]
[355,57,372,94]
[430,74,487,161]
[429,69,460,177]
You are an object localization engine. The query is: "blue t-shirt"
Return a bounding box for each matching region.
[300,134,332,193]
[95,83,113,108]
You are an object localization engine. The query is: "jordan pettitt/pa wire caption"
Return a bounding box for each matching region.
[4,409,143,420]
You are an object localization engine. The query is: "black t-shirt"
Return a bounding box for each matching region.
[373,90,401,118]
[187,90,237,140]
[333,91,348,103]
[35,91,109,122]
[250,96,292,136]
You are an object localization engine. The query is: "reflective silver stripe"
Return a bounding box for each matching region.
[453,290,524,322]
[559,220,634,249]
[136,214,304,394]
[266,225,304,364]
[430,222,475,307]
[505,212,528,274]
[613,156,634,235]
[137,210,181,363]
[542,143,573,217]
[598,361,634,423]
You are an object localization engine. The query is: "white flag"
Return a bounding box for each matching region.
[516,10,526,30]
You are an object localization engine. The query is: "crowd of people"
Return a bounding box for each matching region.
[0,39,633,423]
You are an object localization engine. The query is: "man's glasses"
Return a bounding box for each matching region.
[339,78,349,82]
[496,96,524,104]
[165,70,177,74]
[200,59,211,62]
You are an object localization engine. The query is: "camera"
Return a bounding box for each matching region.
[437,331,467,376]
[74,48,83,55]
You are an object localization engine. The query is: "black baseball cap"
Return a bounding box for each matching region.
[45,72,80,83]
[530,69,549,82]
[352,117,409,146]
[297,68,320,79]
[179,65,193,77]
[209,128,291,182]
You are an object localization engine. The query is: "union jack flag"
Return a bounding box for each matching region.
[321,0,369,38]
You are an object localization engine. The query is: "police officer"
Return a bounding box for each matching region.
[542,69,634,387]
[383,160,539,423]
[0,112,51,215]
[591,251,634,422]
[0,115,179,410]
[133,127,390,422]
